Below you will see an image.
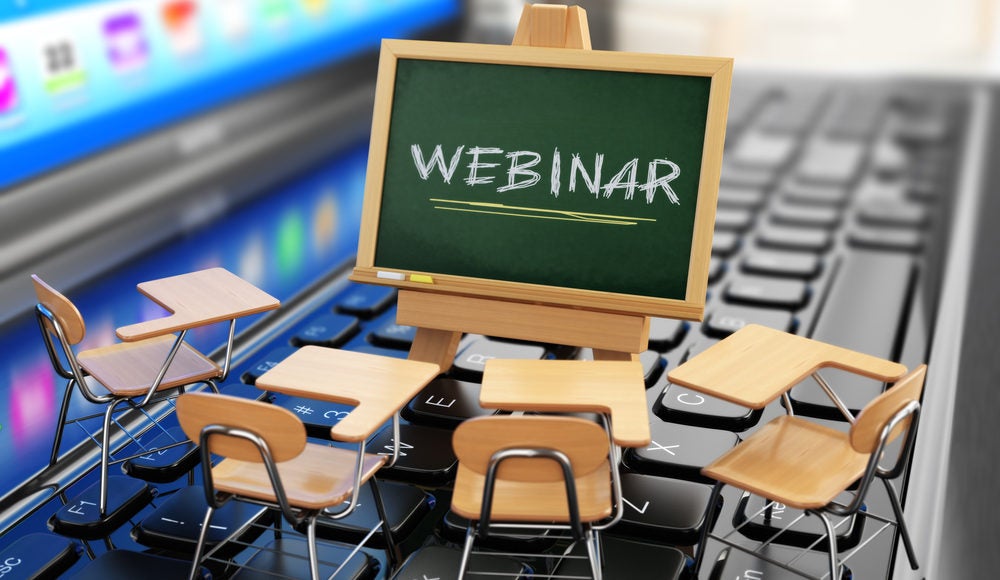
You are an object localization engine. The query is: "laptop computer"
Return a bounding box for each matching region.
[0,0,995,578]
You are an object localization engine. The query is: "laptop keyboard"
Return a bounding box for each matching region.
[1,73,969,579]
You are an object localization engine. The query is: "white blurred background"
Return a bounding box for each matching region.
[467,0,995,74]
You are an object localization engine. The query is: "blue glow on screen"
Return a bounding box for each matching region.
[0,0,459,189]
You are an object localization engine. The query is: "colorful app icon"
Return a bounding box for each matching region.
[218,0,250,41]
[302,0,328,17]
[162,1,202,56]
[40,37,86,95]
[261,0,292,27]
[0,48,19,114]
[104,13,149,73]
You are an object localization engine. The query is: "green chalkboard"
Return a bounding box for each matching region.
[354,40,732,320]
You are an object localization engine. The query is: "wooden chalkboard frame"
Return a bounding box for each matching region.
[352,39,732,320]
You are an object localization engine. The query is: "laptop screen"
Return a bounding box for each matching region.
[0,0,459,190]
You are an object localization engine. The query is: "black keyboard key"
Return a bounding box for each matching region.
[232,538,375,580]
[742,249,821,279]
[394,545,529,580]
[368,320,417,349]
[133,485,269,557]
[712,230,741,257]
[556,535,687,580]
[317,481,433,548]
[705,305,794,338]
[625,421,738,482]
[733,492,865,551]
[757,223,832,252]
[440,510,557,551]
[403,377,496,428]
[74,551,211,580]
[272,394,354,439]
[725,276,808,309]
[647,317,687,351]
[708,546,851,580]
[451,338,546,382]
[370,423,458,487]
[770,202,840,229]
[653,380,762,431]
[290,313,359,347]
[48,476,154,540]
[849,226,923,251]
[241,346,297,385]
[334,283,396,318]
[0,533,80,580]
[121,426,198,484]
[790,251,912,418]
[615,473,718,544]
[714,207,755,231]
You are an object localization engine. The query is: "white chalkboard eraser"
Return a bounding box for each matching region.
[377,271,406,281]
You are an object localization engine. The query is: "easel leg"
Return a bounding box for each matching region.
[408,327,462,371]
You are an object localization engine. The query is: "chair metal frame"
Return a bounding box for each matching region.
[187,419,399,580]
[456,414,625,580]
[34,295,232,515]
[692,375,924,580]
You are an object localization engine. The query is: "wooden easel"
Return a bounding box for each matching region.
[399,4,651,370]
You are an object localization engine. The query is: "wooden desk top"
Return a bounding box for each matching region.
[116,268,280,341]
[255,346,441,442]
[667,324,908,409]
[479,359,651,448]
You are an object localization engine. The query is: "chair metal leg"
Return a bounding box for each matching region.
[50,378,77,466]
[99,399,126,514]
[692,480,723,576]
[458,524,476,579]
[585,527,603,580]
[370,477,401,572]
[306,516,320,580]
[817,512,841,580]
[882,478,919,569]
[189,506,216,580]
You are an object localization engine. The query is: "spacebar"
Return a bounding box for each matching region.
[790,250,915,417]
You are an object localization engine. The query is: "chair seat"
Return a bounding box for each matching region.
[212,443,386,511]
[451,460,613,523]
[78,335,219,397]
[702,415,869,510]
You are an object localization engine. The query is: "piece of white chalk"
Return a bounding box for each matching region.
[377,271,406,280]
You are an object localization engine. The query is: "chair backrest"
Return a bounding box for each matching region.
[176,392,306,463]
[850,364,927,454]
[452,415,610,482]
[31,275,86,345]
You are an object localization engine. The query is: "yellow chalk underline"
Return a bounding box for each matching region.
[429,198,656,223]
[434,206,638,225]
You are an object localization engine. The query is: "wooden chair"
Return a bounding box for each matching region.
[451,415,622,580]
[176,392,392,580]
[696,365,927,580]
[32,275,225,516]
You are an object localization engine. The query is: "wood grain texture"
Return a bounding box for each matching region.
[396,290,650,353]
[452,416,609,481]
[32,275,86,345]
[667,324,908,409]
[479,359,651,447]
[254,346,440,442]
[176,393,306,463]
[77,335,219,397]
[116,268,279,341]
[407,325,462,370]
[212,443,386,511]
[451,416,612,522]
[702,415,869,510]
[851,364,926,453]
